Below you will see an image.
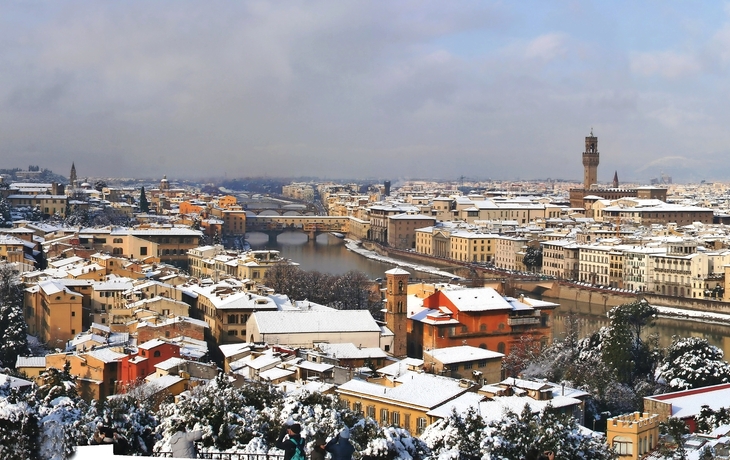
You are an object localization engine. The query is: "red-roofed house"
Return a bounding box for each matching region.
[644,383,730,433]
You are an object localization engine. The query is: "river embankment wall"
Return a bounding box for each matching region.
[361,241,730,315]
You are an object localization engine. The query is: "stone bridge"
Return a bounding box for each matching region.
[246,215,351,241]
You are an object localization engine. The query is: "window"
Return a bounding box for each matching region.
[464,363,473,370]
[391,412,400,427]
[354,402,362,414]
[613,436,633,456]
[417,418,427,435]
[153,350,161,358]
[367,406,376,419]
[71,311,76,317]
[380,408,389,425]
[140,247,148,256]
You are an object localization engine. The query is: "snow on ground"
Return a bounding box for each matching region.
[653,304,730,325]
[345,239,461,279]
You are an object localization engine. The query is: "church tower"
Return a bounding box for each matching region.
[69,162,77,189]
[582,130,599,190]
[384,267,409,358]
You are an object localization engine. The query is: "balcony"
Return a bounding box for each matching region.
[508,316,541,326]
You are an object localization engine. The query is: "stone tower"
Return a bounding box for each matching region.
[582,130,599,190]
[384,267,409,358]
[69,162,77,189]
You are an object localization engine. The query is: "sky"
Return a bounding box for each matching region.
[2,1,730,184]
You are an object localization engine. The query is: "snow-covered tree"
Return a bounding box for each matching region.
[0,397,39,460]
[422,407,484,460]
[0,264,28,367]
[695,404,730,434]
[424,404,614,460]
[89,393,160,455]
[655,337,730,392]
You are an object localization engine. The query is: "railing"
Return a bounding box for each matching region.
[154,453,285,460]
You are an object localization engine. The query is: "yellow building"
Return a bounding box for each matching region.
[0,235,26,264]
[222,209,247,236]
[606,412,660,460]
[187,281,279,344]
[423,345,504,384]
[45,348,126,401]
[77,227,201,268]
[449,230,496,263]
[494,235,530,271]
[336,371,475,436]
[24,279,84,348]
[6,194,68,218]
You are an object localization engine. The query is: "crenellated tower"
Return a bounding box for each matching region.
[582,129,599,190]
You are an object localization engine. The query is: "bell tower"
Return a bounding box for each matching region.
[384,267,409,358]
[582,129,599,190]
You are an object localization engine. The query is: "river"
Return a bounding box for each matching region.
[245,231,730,353]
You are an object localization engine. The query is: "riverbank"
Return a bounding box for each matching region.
[348,239,730,326]
[345,239,461,279]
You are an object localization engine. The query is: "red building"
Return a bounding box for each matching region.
[118,339,181,389]
[407,287,556,358]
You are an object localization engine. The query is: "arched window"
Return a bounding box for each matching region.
[153,350,161,358]
[497,342,506,354]
[612,436,633,456]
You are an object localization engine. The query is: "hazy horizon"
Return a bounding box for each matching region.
[2,2,730,184]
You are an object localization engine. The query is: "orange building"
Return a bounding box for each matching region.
[24,279,84,348]
[407,285,556,358]
[45,348,126,401]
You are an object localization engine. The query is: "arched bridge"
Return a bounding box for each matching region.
[246,215,351,241]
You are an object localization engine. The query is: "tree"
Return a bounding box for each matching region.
[523,247,543,273]
[602,299,658,385]
[423,404,614,460]
[695,404,730,434]
[503,335,543,378]
[655,337,730,392]
[659,417,689,459]
[0,264,28,367]
[139,186,150,213]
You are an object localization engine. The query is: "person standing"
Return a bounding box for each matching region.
[276,422,306,460]
[325,427,355,460]
[169,427,204,459]
[310,431,327,460]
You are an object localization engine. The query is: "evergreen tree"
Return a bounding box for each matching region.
[0,398,39,460]
[139,186,150,213]
[655,337,730,391]
[0,264,28,367]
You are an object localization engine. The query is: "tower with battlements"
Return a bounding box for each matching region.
[582,131,599,190]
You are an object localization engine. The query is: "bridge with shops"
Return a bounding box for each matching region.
[245,215,352,242]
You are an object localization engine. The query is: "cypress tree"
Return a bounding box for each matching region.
[139,186,150,213]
